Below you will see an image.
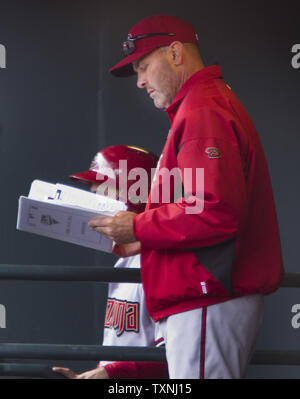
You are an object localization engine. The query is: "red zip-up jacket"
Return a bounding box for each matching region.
[133,65,284,322]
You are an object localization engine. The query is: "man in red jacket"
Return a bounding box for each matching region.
[89,15,284,378]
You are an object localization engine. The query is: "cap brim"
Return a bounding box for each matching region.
[109,47,159,77]
[69,170,108,184]
[109,61,135,77]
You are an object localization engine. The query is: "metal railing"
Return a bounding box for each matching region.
[0,265,299,378]
[0,265,298,287]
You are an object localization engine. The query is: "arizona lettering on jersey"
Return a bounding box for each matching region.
[104,297,139,336]
[99,255,168,379]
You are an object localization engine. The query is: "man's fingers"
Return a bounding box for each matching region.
[114,210,127,218]
[52,367,77,379]
[88,217,114,228]
[88,211,136,244]
[88,218,115,238]
[91,226,114,239]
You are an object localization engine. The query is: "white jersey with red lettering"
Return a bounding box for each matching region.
[100,255,164,368]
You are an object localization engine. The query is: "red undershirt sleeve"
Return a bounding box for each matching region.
[103,361,169,379]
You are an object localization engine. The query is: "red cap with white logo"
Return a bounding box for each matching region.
[109,14,199,77]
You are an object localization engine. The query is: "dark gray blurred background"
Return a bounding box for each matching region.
[0,0,299,378]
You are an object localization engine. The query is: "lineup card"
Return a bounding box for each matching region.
[16,196,113,252]
[16,179,128,252]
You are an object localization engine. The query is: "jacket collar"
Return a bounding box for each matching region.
[165,65,223,122]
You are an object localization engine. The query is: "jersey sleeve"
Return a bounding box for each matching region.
[103,361,169,379]
[99,333,168,379]
[134,108,248,250]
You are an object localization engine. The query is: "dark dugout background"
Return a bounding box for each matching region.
[0,0,299,378]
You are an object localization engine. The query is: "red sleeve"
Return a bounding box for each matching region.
[103,361,169,379]
[134,109,248,250]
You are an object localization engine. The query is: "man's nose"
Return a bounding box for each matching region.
[136,73,147,89]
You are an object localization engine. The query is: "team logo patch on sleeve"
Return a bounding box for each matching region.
[205,147,221,159]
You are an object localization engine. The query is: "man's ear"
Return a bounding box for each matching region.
[169,41,184,66]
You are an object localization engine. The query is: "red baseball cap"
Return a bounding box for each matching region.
[69,145,158,213]
[109,14,199,77]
